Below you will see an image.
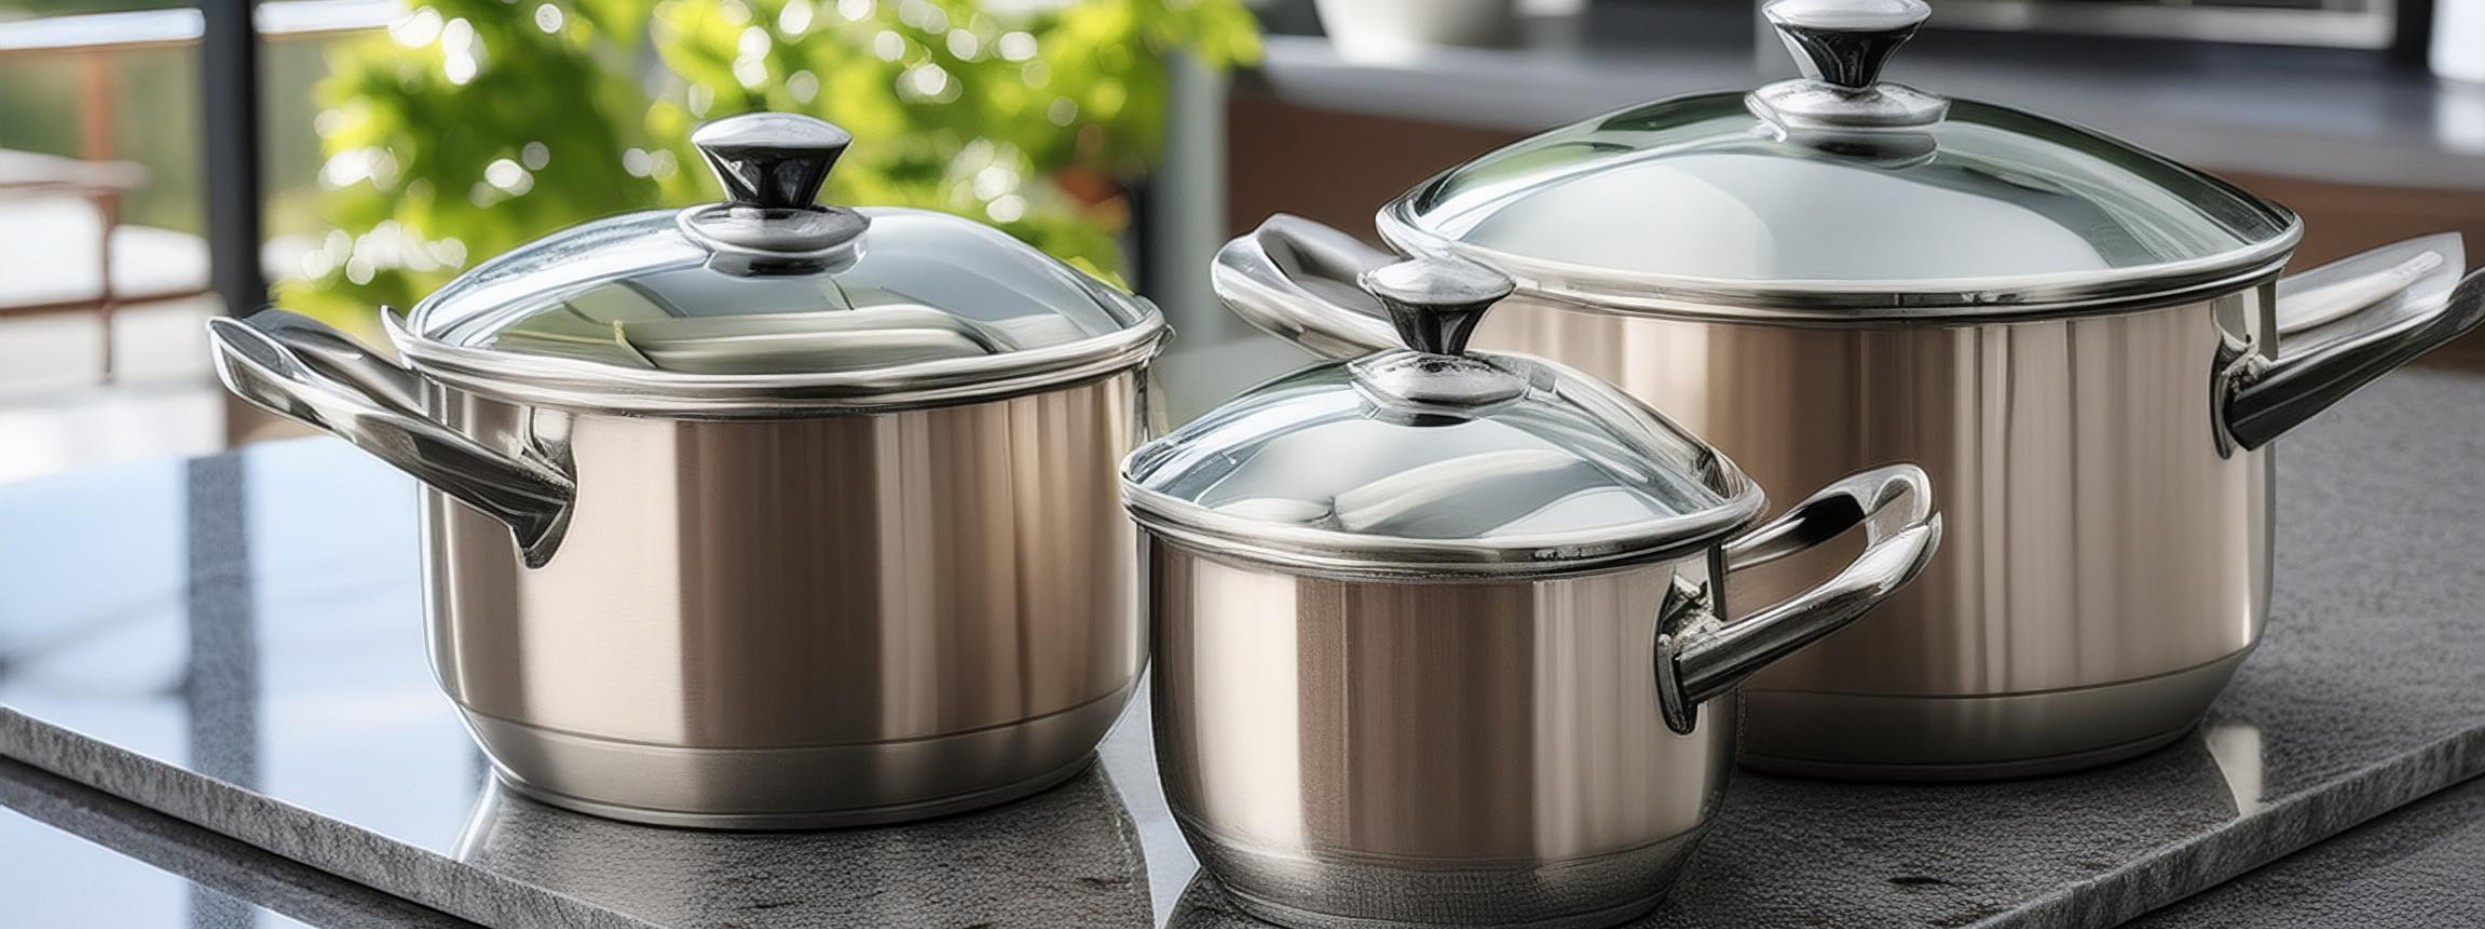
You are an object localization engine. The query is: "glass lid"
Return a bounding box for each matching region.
[1121,256,1765,579]
[394,112,1164,415]
[1376,0,2302,320]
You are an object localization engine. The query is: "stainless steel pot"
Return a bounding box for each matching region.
[1213,0,2485,780]
[1124,258,1941,929]
[207,113,1163,828]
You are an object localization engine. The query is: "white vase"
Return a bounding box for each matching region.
[1314,0,1520,63]
[2436,0,2485,83]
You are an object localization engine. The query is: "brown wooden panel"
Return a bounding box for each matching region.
[2223,172,2485,272]
[1226,96,1523,240]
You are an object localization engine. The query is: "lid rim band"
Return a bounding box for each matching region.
[1377,194,2305,323]
[387,310,1170,417]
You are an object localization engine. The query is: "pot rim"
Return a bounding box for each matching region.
[1375,153,2306,324]
[1120,476,1769,582]
[384,307,1171,418]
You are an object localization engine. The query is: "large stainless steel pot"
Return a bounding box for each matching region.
[1125,258,1941,929]
[1214,0,2485,780]
[207,113,1163,828]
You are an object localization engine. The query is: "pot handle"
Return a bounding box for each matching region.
[1212,214,1405,360]
[207,311,574,565]
[1655,464,1942,735]
[2221,234,2485,452]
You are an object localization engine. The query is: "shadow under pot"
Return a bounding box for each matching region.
[453,765,1154,927]
[1216,0,2485,780]
[1122,257,1942,929]
[206,112,1167,828]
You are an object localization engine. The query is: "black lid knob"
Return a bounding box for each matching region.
[1358,256,1516,357]
[1763,0,1929,90]
[691,112,852,211]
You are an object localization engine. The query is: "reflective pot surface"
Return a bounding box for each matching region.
[1472,289,2266,778]
[1139,462,1939,929]
[1218,217,2485,779]
[1149,544,1732,929]
[208,311,1149,827]
[425,374,1146,826]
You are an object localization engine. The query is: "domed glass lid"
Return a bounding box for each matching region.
[395,112,1163,415]
[1122,256,1765,578]
[1377,0,2302,319]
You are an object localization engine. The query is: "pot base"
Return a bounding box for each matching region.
[489,752,1096,830]
[1218,881,1671,929]
[455,680,1134,829]
[1177,819,1698,929]
[1737,649,2249,781]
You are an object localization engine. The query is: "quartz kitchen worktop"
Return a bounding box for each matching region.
[2124,774,2485,928]
[0,756,482,929]
[5,369,2485,928]
[1244,3,2485,191]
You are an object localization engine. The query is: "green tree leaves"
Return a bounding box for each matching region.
[284,0,1258,325]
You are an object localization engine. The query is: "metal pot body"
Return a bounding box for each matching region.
[1149,541,1731,929]
[1470,288,2270,778]
[414,372,1146,827]
[1215,218,2484,780]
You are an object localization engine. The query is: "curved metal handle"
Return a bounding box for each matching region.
[2221,234,2485,452]
[1211,214,1403,360]
[206,312,574,565]
[1656,464,1941,735]
[244,309,428,414]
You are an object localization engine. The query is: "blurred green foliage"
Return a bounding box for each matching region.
[282,0,1259,325]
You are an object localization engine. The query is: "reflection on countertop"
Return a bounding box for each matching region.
[453,768,1153,928]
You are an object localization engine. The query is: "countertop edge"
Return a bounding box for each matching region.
[1980,729,2485,928]
[0,755,487,929]
[0,707,652,929]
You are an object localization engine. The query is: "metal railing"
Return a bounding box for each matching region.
[0,0,395,57]
[0,0,394,378]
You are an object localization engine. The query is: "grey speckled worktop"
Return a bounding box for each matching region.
[0,756,482,929]
[4,366,2485,928]
[2126,773,2485,929]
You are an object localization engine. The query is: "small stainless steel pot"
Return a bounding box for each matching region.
[1214,0,2485,780]
[208,113,1163,828]
[1124,258,1940,929]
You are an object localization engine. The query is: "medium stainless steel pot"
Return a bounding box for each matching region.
[207,113,1162,828]
[1214,0,2485,781]
[1124,258,1941,929]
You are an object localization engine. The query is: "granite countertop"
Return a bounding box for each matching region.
[0,756,479,929]
[2126,774,2485,928]
[1240,1,2485,190]
[3,365,2485,928]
